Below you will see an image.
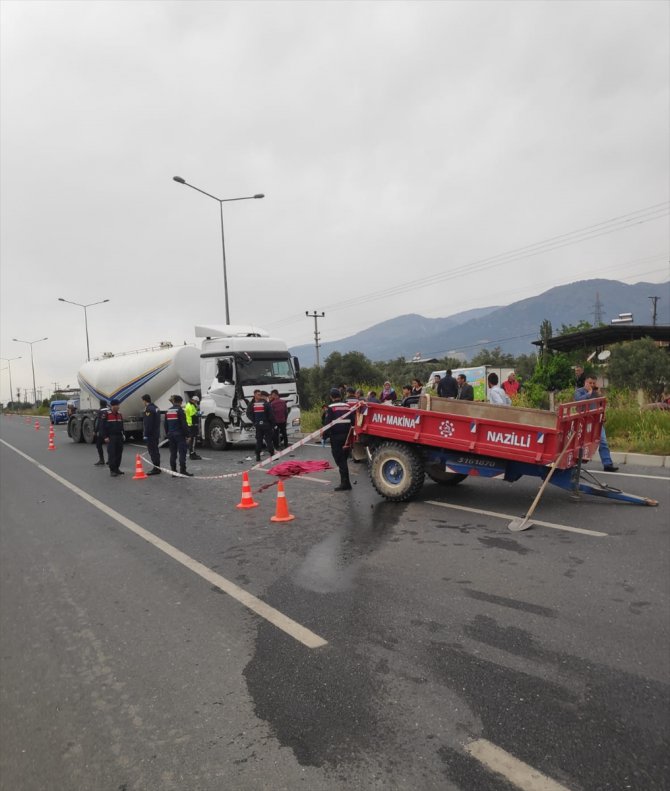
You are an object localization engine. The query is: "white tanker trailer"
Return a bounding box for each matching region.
[68,325,301,449]
[68,345,201,444]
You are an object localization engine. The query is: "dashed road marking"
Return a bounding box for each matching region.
[425,500,607,537]
[0,439,328,649]
[465,739,572,790]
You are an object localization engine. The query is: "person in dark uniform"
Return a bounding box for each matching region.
[323,387,355,491]
[93,399,109,466]
[141,393,162,475]
[246,389,275,462]
[102,398,125,477]
[437,369,458,398]
[164,395,193,477]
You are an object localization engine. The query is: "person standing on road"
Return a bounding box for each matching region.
[184,394,202,461]
[141,394,161,475]
[437,370,458,398]
[165,395,193,477]
[102,398,125,477]
[269,389,289,450]
[456,374,474,401]
[246,389,275,462]
[324,387,355,491]
[574,376,619,472]
[93,399,109,466]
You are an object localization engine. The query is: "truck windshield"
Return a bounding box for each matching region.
[237,357,295,386]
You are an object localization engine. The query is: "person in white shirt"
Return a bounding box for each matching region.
[487,372,511,405]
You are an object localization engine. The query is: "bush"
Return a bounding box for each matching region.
[605,407,670,455]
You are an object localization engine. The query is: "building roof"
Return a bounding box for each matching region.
[532,324,670,353]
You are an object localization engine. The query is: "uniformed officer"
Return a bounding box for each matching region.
[164,395,194,477]
[184,394,202,460]
[141,393,161,475]
[93,399,109,466]
[323,387,356,491]
[246,389,275,462]
[102,398,125,477]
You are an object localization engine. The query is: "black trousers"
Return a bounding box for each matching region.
[107,435,124,472]
[168,432,188,471]
[146,436,160,468]
[95,434,106,462]
[273,421,288,449]
[255,423,275,458]
[330,433,350,484]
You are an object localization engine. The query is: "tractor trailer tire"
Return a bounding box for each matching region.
[426,465,467,486]
[369,441,425,502]
[206,417,229,451]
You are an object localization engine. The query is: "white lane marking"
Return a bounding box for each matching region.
[290,475,332,484]
[0,439,328,649]
[425,500,607,537]
[600,471,669,481]
[465,739,572,791]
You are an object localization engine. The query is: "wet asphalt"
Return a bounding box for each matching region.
[1,415,668,791]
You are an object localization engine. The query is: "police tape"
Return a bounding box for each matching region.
[139,404,360,482]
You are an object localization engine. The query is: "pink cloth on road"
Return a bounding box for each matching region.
[267,460,332,477]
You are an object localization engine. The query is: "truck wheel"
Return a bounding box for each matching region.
[207,417,229,451]
[426,465,467,486]
[81,416,95,444]
[70,417,83,443]
[369,442,424,502]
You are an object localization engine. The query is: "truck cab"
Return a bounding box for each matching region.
[195,324,300,450]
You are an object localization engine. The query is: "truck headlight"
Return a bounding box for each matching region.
[292,417,301,427]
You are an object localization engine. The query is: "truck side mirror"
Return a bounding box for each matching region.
[293,356,300,375]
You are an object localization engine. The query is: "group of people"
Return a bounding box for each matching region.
[94,392,203,478]
[246,389,290,462]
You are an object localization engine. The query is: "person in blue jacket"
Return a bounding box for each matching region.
[164,395,193,477]
[323,387,356,491]
[246,389,275,462]
[574,376,618,472]
[141,393,162,475]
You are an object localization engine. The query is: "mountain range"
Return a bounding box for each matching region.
[290,279,670,366]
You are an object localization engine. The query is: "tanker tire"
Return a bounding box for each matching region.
[70,417,83,443]
[426,465,467,486]
[81,416,95,444]
[207,417,229,451]
[369,442,425,502]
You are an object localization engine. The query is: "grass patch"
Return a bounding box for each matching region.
[605,407,670,455]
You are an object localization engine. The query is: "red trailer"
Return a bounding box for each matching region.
[350,396,657,507]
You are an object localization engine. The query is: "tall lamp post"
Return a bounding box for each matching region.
[58,297,110,361]
[12,338,47,404]
[0,356,21,406]
[172,176,264,325]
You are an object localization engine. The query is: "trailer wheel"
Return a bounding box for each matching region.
[81,416,95,444]
[369,442,424,502]
[426,465,467,486]
[207,417,229,451]
[70,416,83,443]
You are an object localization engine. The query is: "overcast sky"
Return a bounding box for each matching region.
[1,0,668,401]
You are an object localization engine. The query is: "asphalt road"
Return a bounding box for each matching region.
[1,415,668,791]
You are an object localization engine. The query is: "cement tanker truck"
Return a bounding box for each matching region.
[68,325,301,449]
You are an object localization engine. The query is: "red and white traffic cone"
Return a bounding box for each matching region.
[236,472,259,509]
[132,453,148,480]
[47,432,56,451]
[270,480,295,523]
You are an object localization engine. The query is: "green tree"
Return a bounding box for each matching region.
[607,338,670,399]
[470,346,516,367]
[322,351,382,391]
[558,319,594,335]
[530,352,574,393]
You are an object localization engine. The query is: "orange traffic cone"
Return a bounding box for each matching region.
[270,480,295,523]
[34,420,40,431]
[132,453,148,480]
[47,432,56,451]
[236,472,259,509]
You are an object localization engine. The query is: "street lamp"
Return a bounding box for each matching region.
[0,356,21,406]
[12,338,47,404]
[58,297,110,361]
[172,176,264,325]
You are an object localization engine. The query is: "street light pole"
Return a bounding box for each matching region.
[0,356,21,406]
[172,176,264,325]
[58,298,110,361]
[12,338,47,404]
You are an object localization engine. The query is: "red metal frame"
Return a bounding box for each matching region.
[353,399,606,469]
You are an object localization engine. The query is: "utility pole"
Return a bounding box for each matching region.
[593,292,604,325]
[648,295,660,326]
[305,310,326,367]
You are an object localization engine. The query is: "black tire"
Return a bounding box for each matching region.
[70,416,83,443]
[81,416,95,444]
[426,465,467,486]
[369,442,425,502]
[207,417,229,451]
